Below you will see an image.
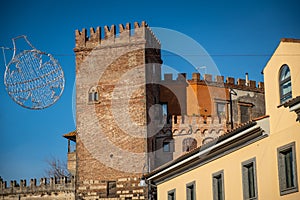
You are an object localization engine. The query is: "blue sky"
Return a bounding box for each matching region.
[0,0,299,181]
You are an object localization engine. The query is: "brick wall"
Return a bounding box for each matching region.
[75,21,161,199]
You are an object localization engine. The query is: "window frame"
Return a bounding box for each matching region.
[277,142,298,195]
[186,181,196,200]
[168,188,176,200]
[212,170,225,200]
[241,157,258,200]
[279,64,292,104]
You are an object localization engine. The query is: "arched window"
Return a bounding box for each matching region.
[88,86,99,103]
[279,65,292,104]
[182,137,197,152]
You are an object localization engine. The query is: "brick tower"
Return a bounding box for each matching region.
[74,21,162,199]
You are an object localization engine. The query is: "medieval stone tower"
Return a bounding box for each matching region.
[74,21,162,199]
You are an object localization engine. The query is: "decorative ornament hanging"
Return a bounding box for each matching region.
[4,35,65,110]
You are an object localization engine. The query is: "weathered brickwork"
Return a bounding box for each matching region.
[75,21,161,199]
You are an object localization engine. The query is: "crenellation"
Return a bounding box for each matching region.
[30,178,37,187]
[192,72,200,81]
[89,27,101,44]
[104,25,116,39]
[249,80,256,88]
[160,73,263,92]
[237,78,246,86]
[164,73,173,81]
[119,23,131,33]
[40,178,47,186]
[258,82,264,89]
[74,21,161,53]
[0,177,75,196]
[216,75,224,83]
[171,115,226,127]
[10,181,17,188]
[177,73,187,80]
[204,74,212,82]
[75,28,87,48]
[226,77,235,85]
[20,180,26,188]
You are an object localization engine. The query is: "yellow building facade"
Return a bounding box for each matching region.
[146,38,300,200]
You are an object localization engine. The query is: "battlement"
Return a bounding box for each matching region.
[74,21,161,51]
[156,115,227,132]
[156,115,227,139]
[162,72,264,92]
[0,176,74,195]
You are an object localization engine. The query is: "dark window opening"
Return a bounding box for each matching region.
[107,181,116,197]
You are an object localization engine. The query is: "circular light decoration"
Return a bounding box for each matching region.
[4,35,65,109]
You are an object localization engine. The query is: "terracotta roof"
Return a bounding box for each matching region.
[63,130,76,141]
[281,38,300,43]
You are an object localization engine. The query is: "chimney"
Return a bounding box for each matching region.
[245,73,249,86]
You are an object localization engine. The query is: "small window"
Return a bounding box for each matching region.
[238,102,253,124]
[212,170,225,200]
[88,86,99,103]
[107,181,116,197]
[182,138,197,152]
[186,181,196,200]
[240,105,250,123]
[163,141,171,152]
[279,65,292,104]
[168,189,176,200]
[242,158,258,200]
[277,142,298,195]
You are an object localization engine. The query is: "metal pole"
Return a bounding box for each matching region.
[230,90,234,130]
